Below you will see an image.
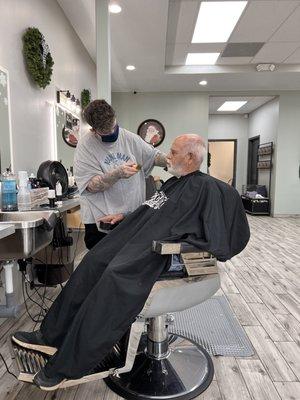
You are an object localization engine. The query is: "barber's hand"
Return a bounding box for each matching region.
[97,213,125,225]
[117,162,139,178]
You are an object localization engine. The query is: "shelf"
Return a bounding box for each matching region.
[258,142,273,156]
[257,161,272,169]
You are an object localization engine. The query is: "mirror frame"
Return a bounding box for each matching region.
[0,65,13,172]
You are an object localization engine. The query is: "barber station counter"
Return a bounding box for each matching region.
[32,197,80,214]
[0,224,15,240]
[52,197,80,213]
[33,196,83,284]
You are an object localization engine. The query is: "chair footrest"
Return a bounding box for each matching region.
[8,337,124,389]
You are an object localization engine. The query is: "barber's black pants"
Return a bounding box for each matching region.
[39,213,169,380]
[84,224,106,250]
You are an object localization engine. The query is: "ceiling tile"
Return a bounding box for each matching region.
[251,42,300,63]
[229,1,300,42]
[217,57,253,65]
[270,4,300,42]
[284,46,300,63]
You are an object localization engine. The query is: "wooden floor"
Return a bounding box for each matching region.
[0,215,299,400]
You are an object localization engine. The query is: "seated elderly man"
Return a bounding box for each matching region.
[12,134,250,390]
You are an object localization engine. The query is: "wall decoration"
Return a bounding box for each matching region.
[81,89,91,109]
[137,119,165,147]
[62,113,80,148]
[55,105,80,168]
[22,27,54,89]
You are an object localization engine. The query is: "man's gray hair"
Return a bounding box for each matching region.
[178,134,206,167]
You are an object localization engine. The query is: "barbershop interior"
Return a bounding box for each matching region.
[0,0,300,399]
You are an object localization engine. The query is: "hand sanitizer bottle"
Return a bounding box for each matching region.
[1,169,18,211]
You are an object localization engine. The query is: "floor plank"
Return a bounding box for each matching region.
[226,293,260,326]
[213,357,252,400]
[275,342,300,381]
[248,303,293,341]
[237,359,281,400]
[274,382,300,400]
[244,326,297,381]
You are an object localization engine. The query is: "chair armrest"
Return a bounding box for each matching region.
[152,241,208,255]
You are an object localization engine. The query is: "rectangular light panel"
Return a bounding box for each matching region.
[192,1,247,43]
[185,52,220,65]
[217,101,247,111]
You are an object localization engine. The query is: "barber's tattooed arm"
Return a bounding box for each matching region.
[87,163,138,193]
[87,170,120,192]
[154,152,168,167]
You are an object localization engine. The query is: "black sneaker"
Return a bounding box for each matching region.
[12,331,57,356]
[33,368,65,391]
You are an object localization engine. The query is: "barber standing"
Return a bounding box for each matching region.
[74,100,167,250]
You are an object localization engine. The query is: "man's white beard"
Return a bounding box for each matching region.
[167,165,182,178]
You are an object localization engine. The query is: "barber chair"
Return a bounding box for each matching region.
[9,241,220,399]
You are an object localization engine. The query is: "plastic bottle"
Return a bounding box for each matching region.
[1,169,18,211]
[55,181,63,205]
[17,171,31,211]
[67,168,75,187]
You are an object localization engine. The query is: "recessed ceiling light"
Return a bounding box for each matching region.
[109,3,122,13]
[126,65,136,71]
[199,80,207,86]
[192,1,247,43]
[218,101,247,112]
[186,53,220,65]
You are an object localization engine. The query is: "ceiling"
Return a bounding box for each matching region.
[57,0,300,93]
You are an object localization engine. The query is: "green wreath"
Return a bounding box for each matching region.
[81,89,91,109]
[23,27,54,89]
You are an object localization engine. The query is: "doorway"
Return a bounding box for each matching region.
[208,140,237,187]
[247,135,260,185]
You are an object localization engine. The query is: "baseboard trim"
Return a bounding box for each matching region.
[273,214,300,218]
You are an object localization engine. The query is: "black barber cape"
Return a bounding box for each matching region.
[121,170,250,262]
[41,171,250,379]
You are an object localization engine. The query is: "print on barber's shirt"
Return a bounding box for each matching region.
[143,191,168,209]
[104,152,131,166]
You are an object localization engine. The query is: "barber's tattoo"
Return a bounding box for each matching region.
[154,152,168,167]
[87,170,120,193]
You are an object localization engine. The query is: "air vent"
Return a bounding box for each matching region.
[222,42,264,57]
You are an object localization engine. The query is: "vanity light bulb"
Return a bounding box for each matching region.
[109,3,122,13]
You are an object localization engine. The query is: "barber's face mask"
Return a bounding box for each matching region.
[96,124,119,142]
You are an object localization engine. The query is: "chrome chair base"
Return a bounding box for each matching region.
[105,335,214,400]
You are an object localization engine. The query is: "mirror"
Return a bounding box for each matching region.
[56,105,80,171]
[0,66,12,172]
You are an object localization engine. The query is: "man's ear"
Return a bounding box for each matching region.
[187,152,193,163]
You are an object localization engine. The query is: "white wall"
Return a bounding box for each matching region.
[248,98,279,214]
[208,114,248,193]
[274,93,300,216]
[112,92,209,181]
[0,0,96,308]
[0,0,96,173]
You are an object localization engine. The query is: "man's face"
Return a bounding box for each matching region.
[167,139,188,177]
[94,118,117,136]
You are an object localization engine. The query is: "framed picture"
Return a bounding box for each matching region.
[137,119,165,147]
[62,113,80,148]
